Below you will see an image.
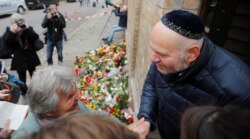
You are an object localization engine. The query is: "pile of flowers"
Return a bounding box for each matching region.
[75,43,134,124]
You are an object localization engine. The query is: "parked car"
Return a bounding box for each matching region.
[66,0,76,2]
[25,0,59,10]
[0,0,27,16]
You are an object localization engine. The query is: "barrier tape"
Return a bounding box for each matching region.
[65,11,108,22]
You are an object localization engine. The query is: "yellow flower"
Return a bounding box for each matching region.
[93,83,98,91]
[86,103,97,110]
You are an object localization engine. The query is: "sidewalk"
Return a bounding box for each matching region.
[18,3,123,107]
[40,6,124,69]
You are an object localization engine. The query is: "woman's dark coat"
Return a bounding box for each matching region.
[3,26,41,71]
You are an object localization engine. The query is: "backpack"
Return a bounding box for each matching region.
[0,36,13,59]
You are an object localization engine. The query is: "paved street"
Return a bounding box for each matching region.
[0,1,114,77]
[0,1,102,36]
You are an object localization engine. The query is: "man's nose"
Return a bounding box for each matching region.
[150,52,160,62]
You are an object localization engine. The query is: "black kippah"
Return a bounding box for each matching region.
[161,10,204,40]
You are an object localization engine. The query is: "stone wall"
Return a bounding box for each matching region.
[126,0,202,118]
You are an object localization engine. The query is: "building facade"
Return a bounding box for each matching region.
[126,0,250,118]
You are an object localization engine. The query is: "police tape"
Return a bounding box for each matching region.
[65,11,108,22]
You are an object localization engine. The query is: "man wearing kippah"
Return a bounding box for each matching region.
[130,10,250,139]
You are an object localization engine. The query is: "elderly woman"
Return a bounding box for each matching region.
[11,65,119,139]
[3,13,41,85]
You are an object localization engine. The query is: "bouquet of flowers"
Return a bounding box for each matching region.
[75,43,134,124]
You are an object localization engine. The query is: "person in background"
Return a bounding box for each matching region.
[28,113,139,139]
[129,10,250,139]
[0,60,27,103]
[79,0,83,6]
[82,0,87,6]
[103,0,111,8]
[11,65,119,139]
[85,0,90,6]
[0,60,27,92]
[102,4,127,45]
[42,4,66,65]
[3,13,41,85]
[180,105,250,139]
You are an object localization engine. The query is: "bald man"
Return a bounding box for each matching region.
[129,10,250,139]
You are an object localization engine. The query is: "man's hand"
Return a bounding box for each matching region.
[0,120,12,138]
[127,118,150,139]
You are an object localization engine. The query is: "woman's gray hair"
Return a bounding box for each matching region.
[10,13,24,24]
[27,65,78,116]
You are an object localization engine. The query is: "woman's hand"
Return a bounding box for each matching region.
[0,120,12,138]
[0,89,10,100]
[10,23,21,33]
[0,73,8,82]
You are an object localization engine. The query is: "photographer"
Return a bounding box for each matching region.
[3,13,41,85]
[102,4,127,45]
[42,4,66,65]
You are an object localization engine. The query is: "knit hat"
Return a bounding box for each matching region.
[161,10,204,40]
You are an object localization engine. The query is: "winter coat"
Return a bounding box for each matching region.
[3,27,41,71]
[114,8,127,28]
[138,37,250,139]
[41,12,66,41]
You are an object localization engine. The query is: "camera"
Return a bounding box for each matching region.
[16,20,26,29]
[51,12,58,19]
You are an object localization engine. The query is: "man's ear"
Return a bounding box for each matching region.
[185,45,200,63]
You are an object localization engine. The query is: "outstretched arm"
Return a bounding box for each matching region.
[137,64,159,133]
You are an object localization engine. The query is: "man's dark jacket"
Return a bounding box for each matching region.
[138,37,250,139]
[42,12,66,41]
[114,8,127,27]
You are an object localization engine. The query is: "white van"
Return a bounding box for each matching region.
[0,0,27,16]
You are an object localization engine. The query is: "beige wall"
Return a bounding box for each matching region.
[126,0,201,119]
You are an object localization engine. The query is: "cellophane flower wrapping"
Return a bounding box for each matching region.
[75,42,134,124]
